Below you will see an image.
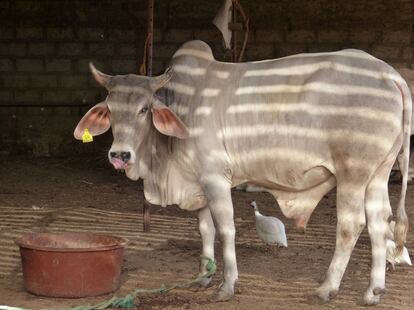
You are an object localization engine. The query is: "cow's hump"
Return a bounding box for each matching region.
[172,40,215,64]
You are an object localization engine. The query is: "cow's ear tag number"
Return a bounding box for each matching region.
[82,128,93,143]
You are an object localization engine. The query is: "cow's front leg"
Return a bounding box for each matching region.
[316,183,366,302]
[197,206,216,288]
[201,175,238,302]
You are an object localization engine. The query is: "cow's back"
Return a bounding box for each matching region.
[170,42,405,190]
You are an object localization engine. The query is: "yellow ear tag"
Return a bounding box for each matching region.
[82,128,93,143]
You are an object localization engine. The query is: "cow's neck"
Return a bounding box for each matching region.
[141,129,206,210]
[141,130,178,207]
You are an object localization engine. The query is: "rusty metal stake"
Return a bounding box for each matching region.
[142,0,154,233]
[232,0,237,62]
[229,0,249,63]
[143,200,151,233]
[146,0,154,77]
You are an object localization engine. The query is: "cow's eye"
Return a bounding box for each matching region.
[139,106,148,115]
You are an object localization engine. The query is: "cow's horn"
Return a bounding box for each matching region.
[150,67,173,92]
[89,62,112,88]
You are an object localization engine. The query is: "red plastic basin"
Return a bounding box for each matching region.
[16,232,128,298]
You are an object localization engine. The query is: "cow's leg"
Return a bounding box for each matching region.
[316,181,366,302]
[197,206,216,287]
[201,176,237,302]
[363,162,394,305]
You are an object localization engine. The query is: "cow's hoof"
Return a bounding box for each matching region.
[363,292,381,306]
[373,287,385,296]
[211,288,234,302]
[197,276,212,288]
[315,286,338,303]
[363,288,384,306]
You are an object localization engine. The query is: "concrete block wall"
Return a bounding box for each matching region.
[0,0,413,156]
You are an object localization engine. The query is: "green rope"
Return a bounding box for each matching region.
[67,256,216,310]
[0,257,216,310]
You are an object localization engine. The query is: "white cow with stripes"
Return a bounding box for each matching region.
[74,40,411,305]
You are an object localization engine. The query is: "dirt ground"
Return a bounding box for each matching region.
[0,157,413,309]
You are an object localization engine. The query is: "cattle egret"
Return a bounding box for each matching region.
[250,201,287,247]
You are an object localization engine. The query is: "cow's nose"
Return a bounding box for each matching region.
[120,151,131,163]
[110,151,131,163]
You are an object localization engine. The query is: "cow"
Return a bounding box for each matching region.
[74,40,411,305]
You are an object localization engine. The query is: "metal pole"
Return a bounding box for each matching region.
[146,0,154,77]
[143,200,151,233]
[232,0,237,62]
[142,0,154,233]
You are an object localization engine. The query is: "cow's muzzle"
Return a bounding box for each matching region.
[110,151,131,169]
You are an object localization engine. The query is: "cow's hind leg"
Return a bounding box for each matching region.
[316,180,367,302]
[363,162,394,305]
[197,206,216,287]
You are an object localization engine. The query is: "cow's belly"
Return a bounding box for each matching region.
[230,147,334,192]
[232,164,335,230]
[251,165,332,191]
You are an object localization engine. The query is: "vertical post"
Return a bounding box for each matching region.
[146,0,154,77]
[231,0,237,62]
[143,200,151,233]
[142,0,154,233]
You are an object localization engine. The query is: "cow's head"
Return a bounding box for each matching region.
[74,63,189,180]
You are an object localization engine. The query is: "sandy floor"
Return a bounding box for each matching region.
[0,158,413,309]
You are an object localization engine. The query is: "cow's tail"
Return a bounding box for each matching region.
[394,78,412,256]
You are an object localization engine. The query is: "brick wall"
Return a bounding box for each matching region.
[0,0,413,156]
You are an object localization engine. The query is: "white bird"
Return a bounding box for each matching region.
[250,201,287,247]
[386,221,412,270]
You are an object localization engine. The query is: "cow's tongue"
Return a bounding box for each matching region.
[110,158,126,170]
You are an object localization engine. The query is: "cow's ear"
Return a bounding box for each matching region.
[89,62,112,88]
[150,67,173,92]
[74,102,110,140]
[151,101,189,139]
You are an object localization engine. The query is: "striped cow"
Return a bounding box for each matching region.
[74,40,411,305]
